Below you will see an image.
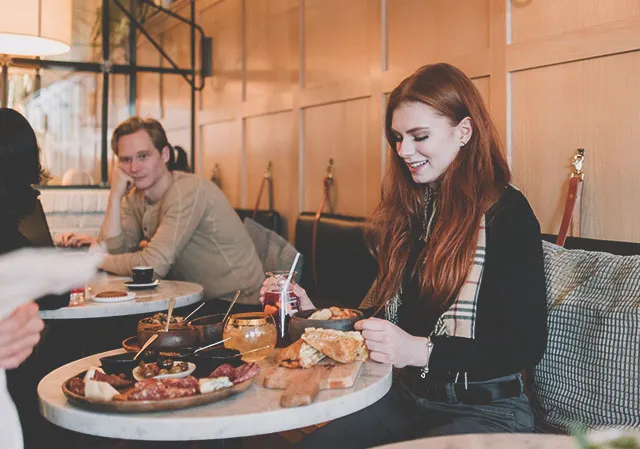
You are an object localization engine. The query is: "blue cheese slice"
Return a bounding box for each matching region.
[198,376,233,394]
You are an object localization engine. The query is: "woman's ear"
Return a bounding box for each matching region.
[161,146,171,164]
[458,117,473,146]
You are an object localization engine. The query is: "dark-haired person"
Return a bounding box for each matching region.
[265,64,547,448]
[0,107,71,448]
[97,116,263,307]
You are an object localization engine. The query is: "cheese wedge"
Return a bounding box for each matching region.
[198,376,233,394]
[83,366,104,383]
[85,379,120,402]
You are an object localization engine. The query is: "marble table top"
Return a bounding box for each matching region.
[39,276,203,319]
[373,433,575,449]
[38,349,392,440]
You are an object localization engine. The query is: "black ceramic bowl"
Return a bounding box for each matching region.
[288,308,364,342]
[188,347,243,377]
[189,313,225,346]
[100,352,155,377]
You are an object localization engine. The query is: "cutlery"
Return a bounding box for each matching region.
[222,290,241,323]
[235,345,271,358]
[188,336,232,356]
[134,333,159,360]
[164,297,176,332]
[184,301,206,322]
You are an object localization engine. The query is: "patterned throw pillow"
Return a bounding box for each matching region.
[533,241,640,432]
[243,217,303,280]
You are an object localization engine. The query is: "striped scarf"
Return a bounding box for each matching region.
[362,215,486,340]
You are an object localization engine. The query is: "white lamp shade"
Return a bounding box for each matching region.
[0,0,72,56]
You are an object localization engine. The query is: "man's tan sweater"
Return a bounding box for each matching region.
[100,172,264,304]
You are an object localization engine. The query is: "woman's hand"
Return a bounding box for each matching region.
[355,317,428,368]
[0,302,45,369]
[259,280,315,311]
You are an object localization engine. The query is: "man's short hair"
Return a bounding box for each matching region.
[111,116,170,155]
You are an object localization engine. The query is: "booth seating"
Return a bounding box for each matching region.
[236,209,285,237]
[294,212,377,309]
[294,213,640,433]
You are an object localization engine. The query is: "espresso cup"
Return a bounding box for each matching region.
[132,266,154,284]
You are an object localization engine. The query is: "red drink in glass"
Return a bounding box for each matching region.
[263,271,300,346]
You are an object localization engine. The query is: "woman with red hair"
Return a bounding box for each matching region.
[281,63,547,447]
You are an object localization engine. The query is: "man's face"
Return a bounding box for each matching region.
[116,129,169,192]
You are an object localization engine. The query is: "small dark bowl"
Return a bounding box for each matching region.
[175,347,242,377]
[189,313,225,346]
[100,352,155,377]
[288,308,364,342]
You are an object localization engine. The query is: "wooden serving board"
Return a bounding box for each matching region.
[263,361,363,408]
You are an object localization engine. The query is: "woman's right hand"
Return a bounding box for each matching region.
[259,280,315,311]
[0,302,45,369]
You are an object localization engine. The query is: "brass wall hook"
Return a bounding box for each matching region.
[571,148,585,180]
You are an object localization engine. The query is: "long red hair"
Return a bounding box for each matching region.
[367,63,510,311]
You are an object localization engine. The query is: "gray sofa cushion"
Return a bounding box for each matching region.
[533,240,640,432]
[243,217,302,280]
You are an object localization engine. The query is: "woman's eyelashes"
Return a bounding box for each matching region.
[413,134,428,142]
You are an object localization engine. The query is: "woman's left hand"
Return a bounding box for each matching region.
[355,317,427,368]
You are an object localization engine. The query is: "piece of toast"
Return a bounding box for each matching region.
[277,339,326,368]
[301,328,369,364]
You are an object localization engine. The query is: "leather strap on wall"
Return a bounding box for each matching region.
[311,159,334,291]
[252,161,273,219]
[556,149,585,247]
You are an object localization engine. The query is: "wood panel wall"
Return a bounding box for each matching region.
[137,0,640,242]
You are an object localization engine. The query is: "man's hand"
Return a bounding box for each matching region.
[0,302,45,369]
[355,317,428,368]
[110,166,135,199]
[55,232,97,248]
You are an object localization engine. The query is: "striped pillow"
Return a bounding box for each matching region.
[533,241,640,432]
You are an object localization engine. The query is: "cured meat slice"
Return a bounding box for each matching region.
[93,370,133,388]
[115,376,198,401]
[208,363,260,384]
[67,377,85,396]
[209,364,234,379]
[232,363,260,384]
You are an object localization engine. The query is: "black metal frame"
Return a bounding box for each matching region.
[1,0,211,186]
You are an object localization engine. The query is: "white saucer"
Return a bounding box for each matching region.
[132,362,196,381]
[91,291,136,303]
[124,280,160,290]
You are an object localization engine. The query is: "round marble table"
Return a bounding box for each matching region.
[39,277,203,319]
[38,349,392,441]
[373,433,574,449]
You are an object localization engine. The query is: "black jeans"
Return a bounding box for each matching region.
[296,373,535,449]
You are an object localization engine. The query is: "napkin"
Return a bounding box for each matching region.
[0,246,105,319]
[0,246,105,449]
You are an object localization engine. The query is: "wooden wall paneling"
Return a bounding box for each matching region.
[386,0,490,73]
[489,0,507,146]
[160,25,193,128]
[245,0,298,107]
[245,111,298,238]
[199,0,244,124]
[364,0,383,214]
[510,52,640,242]
[302,98,370,217]
[137,32,163,119]
[471,76,491,110]
[510,0,640,44]
[200,120,243,207]
[303,0,370,90]
[507,16,640,73]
